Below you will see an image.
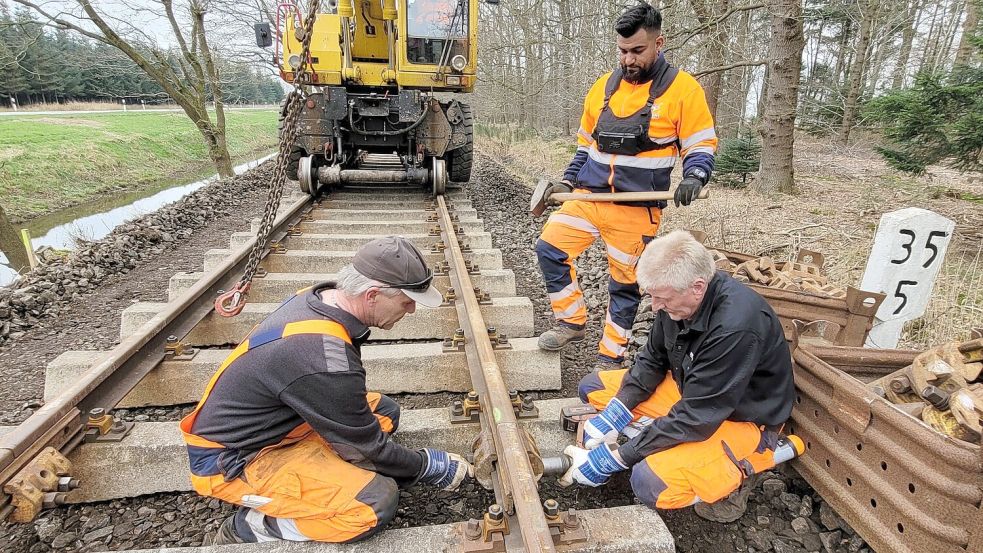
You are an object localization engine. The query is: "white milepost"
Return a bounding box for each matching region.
[10,96,17,112]
[860,207,955,348]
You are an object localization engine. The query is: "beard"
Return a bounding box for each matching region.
[620,62,651,84]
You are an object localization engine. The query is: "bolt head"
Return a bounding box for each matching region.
[166,335,178,343]
[543,499,559,516]
[487,503,504,521]
[451,401,464,416]
[88,408,105,419]
[467,390,479,401]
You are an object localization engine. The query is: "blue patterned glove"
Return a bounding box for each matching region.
[583,398,633,449]
[557,444,628,487]
[418,449,474,491]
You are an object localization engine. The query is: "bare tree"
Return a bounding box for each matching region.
[757,0,804,193]
[838,0,877,143]
[954,0,980,66]
[13,0,235,176]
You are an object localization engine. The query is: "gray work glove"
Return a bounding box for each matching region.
[544,179,574,203]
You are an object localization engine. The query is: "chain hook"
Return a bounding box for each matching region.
[214,282,251,317]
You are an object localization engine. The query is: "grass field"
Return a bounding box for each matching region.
[0,109,278,221]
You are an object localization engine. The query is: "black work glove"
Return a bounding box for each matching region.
[673,176,703,207]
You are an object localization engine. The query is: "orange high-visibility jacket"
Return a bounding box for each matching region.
[564,55,717,207]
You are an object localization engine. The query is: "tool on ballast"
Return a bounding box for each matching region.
[529,178,710,216]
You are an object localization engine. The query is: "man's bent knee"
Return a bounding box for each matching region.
[629,462,669,509]
[343,474,400,543]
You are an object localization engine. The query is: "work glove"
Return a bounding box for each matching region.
[557,443,627,488]
[418,448,474,491]
[582,397,633,449]
[544,179,574,203]
[673,174,705,207]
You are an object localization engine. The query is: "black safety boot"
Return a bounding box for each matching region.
[537,325,586,351]
[211,514,247,545]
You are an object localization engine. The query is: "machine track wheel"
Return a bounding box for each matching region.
[447,102,474,183]
[298,156,317,195]
[431,158,448,197]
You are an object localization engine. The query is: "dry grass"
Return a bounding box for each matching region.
[477,129,983,349]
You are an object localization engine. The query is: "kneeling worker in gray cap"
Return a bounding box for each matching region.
[181,235,473,544]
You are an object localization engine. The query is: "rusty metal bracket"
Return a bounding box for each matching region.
[429,225,442,236]
[459,504,509,553]
[433,260,449,276]
[83,408,134,443]
[164,335,198,361]
[464,258,480,275]
[430,241,446,253]
[285,225,303,237]
[487,327,510,350]
[3,447,73,523]
[450,390,482,423]
[253,267,268,278]
[472,427,545,489]
[474,288,492,305]
[543,500,588,546]
[511,390,538,419]
[443,328,466,353]
[443,287,457,306]
[795,248,826,269]
[268,241,287,254]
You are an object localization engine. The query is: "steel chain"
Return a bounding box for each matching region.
[218,0,322,315]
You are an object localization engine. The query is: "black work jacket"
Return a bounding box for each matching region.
[615,272,795,466]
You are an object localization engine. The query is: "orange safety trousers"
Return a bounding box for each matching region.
[536,195,661,362]
[580,369,785,509]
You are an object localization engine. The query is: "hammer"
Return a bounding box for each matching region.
[529,178,710,216]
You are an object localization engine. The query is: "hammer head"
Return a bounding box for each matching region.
[529,178,553,217]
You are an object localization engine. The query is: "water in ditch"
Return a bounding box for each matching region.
[0,154,274,288]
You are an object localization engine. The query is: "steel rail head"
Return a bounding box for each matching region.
[0,195,313,521]
[434,196,557,553]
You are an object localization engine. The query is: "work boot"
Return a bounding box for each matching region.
[537,325,586,351]
[594,357,624,372]
[211,515,247,546]
[693,474,760,523]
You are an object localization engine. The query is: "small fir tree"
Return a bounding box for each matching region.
[712,132,762,187]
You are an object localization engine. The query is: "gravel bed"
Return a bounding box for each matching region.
[1,151,871,552]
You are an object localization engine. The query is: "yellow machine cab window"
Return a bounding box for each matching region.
[406,0,467,65]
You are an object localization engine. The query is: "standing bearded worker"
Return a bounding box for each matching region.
[535,2,718,370]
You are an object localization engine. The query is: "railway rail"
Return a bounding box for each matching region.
[0,183,674,552]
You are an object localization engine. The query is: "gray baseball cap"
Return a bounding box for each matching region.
[352,236,443,308]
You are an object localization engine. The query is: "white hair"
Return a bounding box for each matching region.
[636,230,716,292]
[335,264,401,297]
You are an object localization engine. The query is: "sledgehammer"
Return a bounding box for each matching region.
[529,178,710,217]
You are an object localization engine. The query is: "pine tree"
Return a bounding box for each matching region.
[864,27,983,175]
[712,132,762,187]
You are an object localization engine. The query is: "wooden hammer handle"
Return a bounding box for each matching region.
[550,189,710,203]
